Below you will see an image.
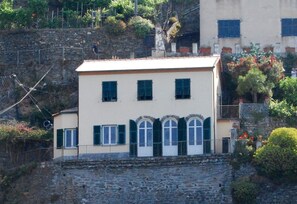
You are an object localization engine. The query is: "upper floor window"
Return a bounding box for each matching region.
[65,128,78,148]
[102,81,117,102]
[138,80,153,101]
[175,78,190,99]
[282,18,297,36]
[218,20,240,38]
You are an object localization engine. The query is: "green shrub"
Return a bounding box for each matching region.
[231,140,255,169]
[231,177,258,204]
[108,0,134,21]
[269,127,297,148]
[128,16,154,38]
[254,127,297,182]
[105,16,126,35]
[279,77,297,106]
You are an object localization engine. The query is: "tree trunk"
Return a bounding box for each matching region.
[252,92,257,103]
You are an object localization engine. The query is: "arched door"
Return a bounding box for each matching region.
[162,119,178,156]
[137,120,153,157]
[187,118,203,155]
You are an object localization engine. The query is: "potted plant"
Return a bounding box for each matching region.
[199,46,211,56]
[263,46,274,53]
[222,47,232,54]
[285,47,295,53]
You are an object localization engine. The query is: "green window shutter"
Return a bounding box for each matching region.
[153,119,162,157]
[203,117,211,154]
[118,125,126,145]
[129,120,137,157]
[178,118,187,155]
[57,129,63,149]
[76,127,79,146]
[93,125,101,145]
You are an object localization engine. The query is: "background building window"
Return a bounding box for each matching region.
[65,129,77,148]
[282,18,297,36]
[175,79,190,99]
[218,20,240,38]
[137,80,152,100]
[102,81,117,102]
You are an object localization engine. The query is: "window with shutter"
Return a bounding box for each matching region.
[64,128,78,148]
[203,117,211,154]
[153,119,162,157]
[93,125,101,145]
[129,120,137,157]
[137,80,153,101]
[57,129,63,149]
[282,18,297,36]
[175,79,191,99]
[118,125,126,145]
[178,118,187,155]
[102,81,117,102]
[218,20,240,38]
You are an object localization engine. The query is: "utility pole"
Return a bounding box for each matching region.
[134,0,138,15]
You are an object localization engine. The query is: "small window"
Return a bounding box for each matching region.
[103,125,117,145]
[218,20,240,38]
[102,81,117,102]
[64,129,77,148]
[137,80,153,101]
[175,79,190,99]
[282,18,297,37]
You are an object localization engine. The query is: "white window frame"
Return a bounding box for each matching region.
[163,119,178,146]
[188,118,203,146]
[138,120,153,147]
[64,128,77,148]
[102,125,117,145]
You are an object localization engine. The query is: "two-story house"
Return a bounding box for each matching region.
[53,56,235,159]
[200,0,297,54]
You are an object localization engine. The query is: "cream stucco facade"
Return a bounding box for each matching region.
[53,57,235,159]
[53,108,78,159]
[200,0,297,53]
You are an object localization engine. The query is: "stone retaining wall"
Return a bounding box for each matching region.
[2,155,233,204]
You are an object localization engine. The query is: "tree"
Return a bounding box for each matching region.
[279,77,297,106]
[237,68,268,103]
[228,44,284,103]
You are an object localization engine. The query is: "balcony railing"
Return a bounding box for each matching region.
[218,105,239,119]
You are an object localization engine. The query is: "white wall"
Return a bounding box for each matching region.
[78,69,216,154]
[200,0,297,53]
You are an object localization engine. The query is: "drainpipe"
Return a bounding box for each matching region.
[212,67,216,154]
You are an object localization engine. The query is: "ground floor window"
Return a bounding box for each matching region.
[163,119,178,146]
[188,118,203,145]
[65,129,77,148]
[138,120,153,147]
[103,125,117,145]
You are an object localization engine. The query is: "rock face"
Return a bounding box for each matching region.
[0,28,153,120]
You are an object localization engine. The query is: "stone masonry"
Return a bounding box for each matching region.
[2,155,233,204]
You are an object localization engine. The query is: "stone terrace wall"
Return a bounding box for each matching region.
[2,155,233,204]
[0,28,152,63]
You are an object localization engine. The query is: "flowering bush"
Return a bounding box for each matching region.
[0,122,51,141]
[227,44,284,103]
